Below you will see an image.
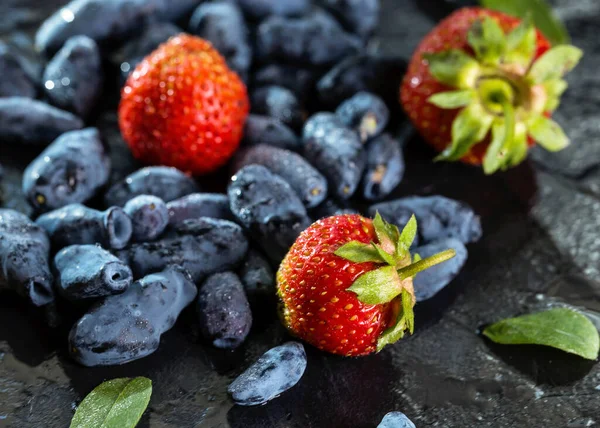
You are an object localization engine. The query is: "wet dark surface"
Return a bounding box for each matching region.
[1,0,600,427]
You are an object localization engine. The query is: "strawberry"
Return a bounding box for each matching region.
[401,7,582,174]
[119,34,249,176]
[276,213,455,356]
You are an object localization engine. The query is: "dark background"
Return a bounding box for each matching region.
[1,0,600,427]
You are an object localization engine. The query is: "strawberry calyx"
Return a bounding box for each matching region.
[334,213,456,351]
[423,15,583,174]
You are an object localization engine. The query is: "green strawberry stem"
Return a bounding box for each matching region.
[396,249,457,280]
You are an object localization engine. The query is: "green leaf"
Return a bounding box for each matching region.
[70,377,152,428]
[397,215,417,258]
[373,244,396,266]
[480,0,569,46]
[372,212,399,255]
[427,90,474,109]
[506,122,529,168]
[346,266,402,305]
[377,289,415,351]
[543,79,568,112]
[505,15,537,67]
[401,289,415,335]
[483,308,600,360]
[468,17,507,65]
[412,253,422,263]
[436,104,493,161]
[483,98,515,174]
[483,122,509,174]
[335,241,386,264]
[527,115,569,152]
[528,45,583,84]
[423,50,480,89]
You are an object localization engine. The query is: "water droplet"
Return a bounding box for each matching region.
[60,8,74,22]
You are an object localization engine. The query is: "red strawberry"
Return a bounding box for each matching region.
[276,213,455,356]
[401,7,582,174]
[119,34,249,175]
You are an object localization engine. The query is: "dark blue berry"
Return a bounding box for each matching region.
[0,41,36,98]
[113,22,182,85]
[69,266,197,366]
[234,0,310,20]
[4,34,44,85]
[159,0,205,22]
[189,1,251,79]
[35,0,164,55]
[362,133,404,201]
[123,195,169,242]
[167,193,234,225]
[43,35,103,118]
[0,97,83,145]
[0,209,54,306]
[377,412,416,428]
[302,113,365,200]
[256,11,361,67]
[239,249,274,297]
[22,128,110,213]
[243,114,301,152]
[251,86,305,132]
[321,0,380,38]
[54,244,133,301]
[228,342,307,406]
[104,166,199,207]
[117,217,248,281]
[310,198,359,220]
[197,271,252,349]
[253,64,320,102]
[336,91,389,143]
[233,144,328,208]
[368,196,482,245]
[36,204,133,250]
[412,238,468,301]
[317,54,406,108]
[228,165,311,263]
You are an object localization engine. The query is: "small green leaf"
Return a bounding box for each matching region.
[506,122,529,168]
[483,98,515,174]
[436,103,493,161]
[483,308,600,360]
[423,50,480,89]
[483,122,509,174]
[70,377,152,428]
[377,289,415,351]
[374,244,396,266]
[346,266,402,305]
[335,241,386,264]
[543,79,568,112]
[505,15,536,67]
[528,45,583,84]
[428,90,474,109]
[468,17,507,65]
[480,0,570,46]
[397,215,417,258]
[401,289,415,335]
[412,253,422,263]
[372,212,399,255]
[527,115,569,152]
